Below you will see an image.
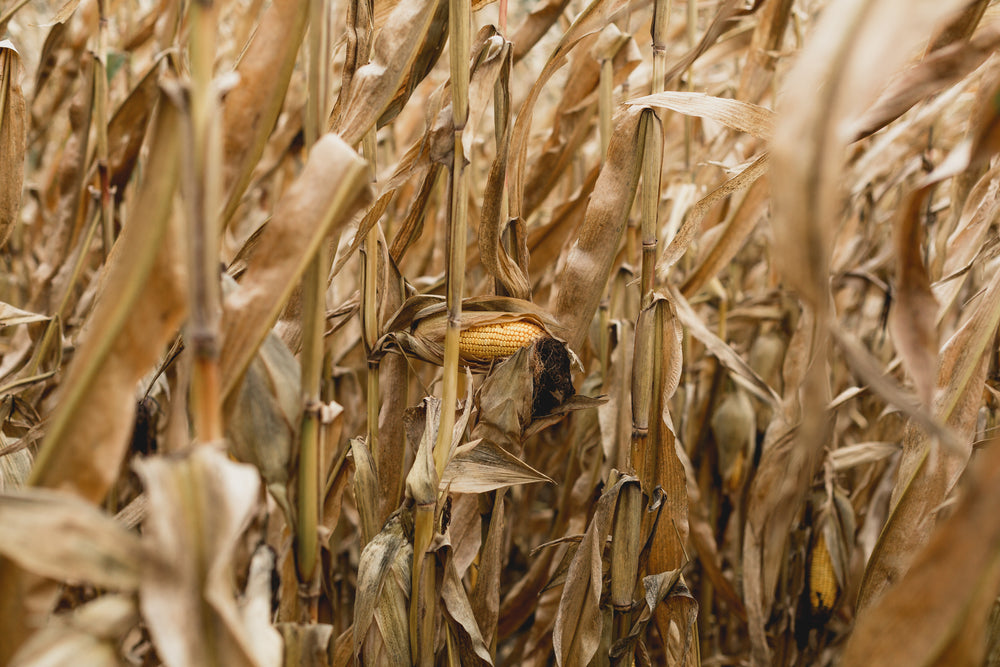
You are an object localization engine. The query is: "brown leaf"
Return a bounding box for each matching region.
[441,439,552,493]
[334,0,441,146]
[0,487,145,589]
[843,432,1000,666]
[628,91,776,139]
[0,40,26,249]
[221,0,309,225]
[889,186,939,408]
[770,0,966,309]
[553,474,630,666]
[137,447,282,667]
[220,134,370,400]
[549,106,646,352]
[858,265,1000,611]
[30,88,186,500]
[850,21,1000,140]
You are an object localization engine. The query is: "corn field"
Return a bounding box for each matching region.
[2,0,1000,664]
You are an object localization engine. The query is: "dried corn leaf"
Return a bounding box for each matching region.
[353,510,412,666]
[507,0,633,222]
[441,439,552,493]
[550,106,646,351]
[439,540,493,666]
[0,40,26,249]
[553,474,630,666]
[220,134,370,399]
[743,308,828,666]
[29,88,186,501]
[770,0,966,309]
[858,265,1000,610]
[628,91,775,139]
[843,431,1000,666]
[221,0,309,224]
[9,595,137,667]
[659,153,770,277]
[0,487,145,589]
[888,186,939,408]
[850,21,1000,140]
[226,327,300,523]
[334,0,440,146]
[0,302,47,327]
[669,285,779,406]
[137,446,282,667]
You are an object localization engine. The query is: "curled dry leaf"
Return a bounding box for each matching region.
[353,510,413,666]
[0,487,145,590]
[220,133,370,399]
[30,87,186,501]
[553,474,630,667]
[858,265,1000,611]
[137,446,282,667]
[221,0,309,225]
[0,40,26,249]
[843,431,1000,667]
[9,595,138,667]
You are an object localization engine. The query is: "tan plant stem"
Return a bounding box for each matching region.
[186,0,223,444]
[296,0,333,610]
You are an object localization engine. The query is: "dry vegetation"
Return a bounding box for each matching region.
[3,0,1000,664]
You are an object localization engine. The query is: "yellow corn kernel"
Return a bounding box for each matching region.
[809,532,838,614]
[458,321,546,361]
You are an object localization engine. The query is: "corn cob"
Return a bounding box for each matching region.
[458,320,546,361]
[809,532,838,614]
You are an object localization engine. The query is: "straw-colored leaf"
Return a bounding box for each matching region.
[441,439,552,493]
[550,106,646,351]
[628,91,775,139]
[221,0,309,224]
[843,431,1000,666]
[553,474,630,666]
[137,446,282,667]
[858,265,1000,611]
[0,40,26,249]
[220,133,370,399]
[770,0,966,309]
[0,487,145,589]
[353,511,413,666]
[9,595,137,667]
[0,302,47,327]
[850,21,1000,140]
[29,88,186,500]
[888,186,939,408]
[334,0,441,146]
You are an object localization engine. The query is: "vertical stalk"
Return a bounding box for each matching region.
[296,0,331,612]
[413,0,470,662]
[684,0,696,169]
[95,0,113,257]
[598,58,613,163]
[186,0,223,444]
[639,111,662,307]
[362,130,380,477]
[651,0,670,95]
[435,0,471,479]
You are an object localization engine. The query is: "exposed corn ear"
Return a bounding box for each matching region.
[458,320,546,362]
[809,531,838,614]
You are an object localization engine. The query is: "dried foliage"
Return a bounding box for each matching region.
[5,0,1000,665]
